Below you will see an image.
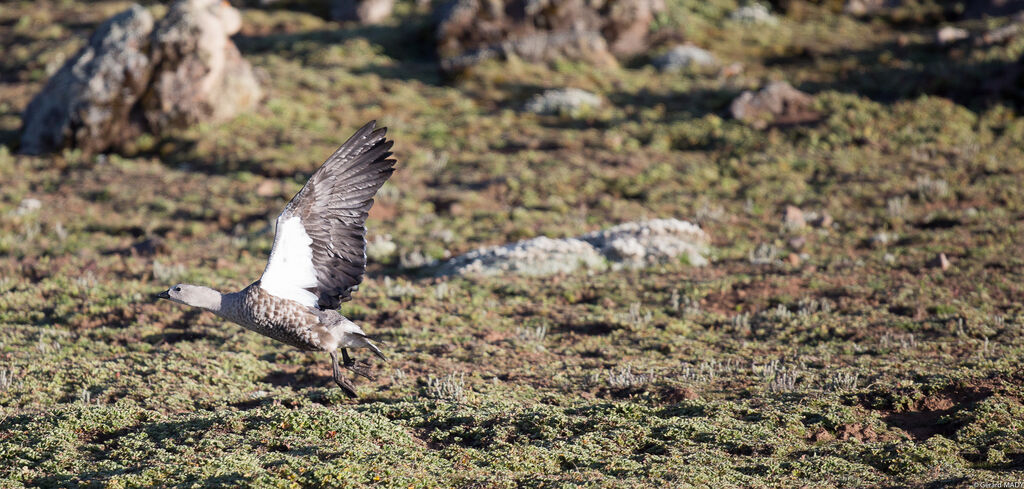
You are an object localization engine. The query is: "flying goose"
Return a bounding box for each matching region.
[157,121,396,397]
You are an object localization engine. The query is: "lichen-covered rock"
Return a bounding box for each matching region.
[435,236,607,277]
[331,0,396,24]
[523,88,602,116]
[729,81,819,129]
[936,26,969,45]
[842,0,905,16]
[579,219,710,268]
[729,4,778,25]
[433,219,709,277]
[143,0,260,133]
[19,1,260,155]
[20,5,155,155]
[652,45,716,72]
[434,0,664,75]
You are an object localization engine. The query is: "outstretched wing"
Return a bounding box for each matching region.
[259,121,396,310]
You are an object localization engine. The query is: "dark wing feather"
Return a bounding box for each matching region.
[273,121,396,309]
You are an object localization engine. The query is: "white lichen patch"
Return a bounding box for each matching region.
[433,219,710,277]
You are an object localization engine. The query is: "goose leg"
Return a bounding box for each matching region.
[330,351,357,398]
[342,348,376,381]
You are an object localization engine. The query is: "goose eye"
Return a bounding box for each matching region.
[174,287,181,292]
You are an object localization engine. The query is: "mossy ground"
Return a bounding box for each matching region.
[1,1,1023,487]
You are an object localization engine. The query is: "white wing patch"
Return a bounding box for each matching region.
[260,215,319,308]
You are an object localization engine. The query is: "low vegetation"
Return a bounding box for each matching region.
[1,0,1022,487]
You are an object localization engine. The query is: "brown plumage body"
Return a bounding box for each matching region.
[219,282,323,351]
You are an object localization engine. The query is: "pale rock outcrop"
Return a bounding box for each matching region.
[331,0,396,24]
[433,219,710,277]
[579,219,710,267]
[435,236,608,277]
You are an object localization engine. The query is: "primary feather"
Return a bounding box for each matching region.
[260,121,396,309]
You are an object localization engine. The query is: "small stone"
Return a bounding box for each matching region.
[929,253,951,271]
[789,236,806,251]
[844,0,900,16]
[12,198,42,216]
[870,232,896,248]
[730,81,817,129]
[366,235,398,263]
[523,88,602,116]
[730,4,778,25]
[936,26,969,45]
[786,253,802,266]
[784,205,806,230]
[652,45,716,72]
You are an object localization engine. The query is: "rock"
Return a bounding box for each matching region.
[366,235,398,263]
[20,1,260,155]
[433,218,709,277]
[143,0,261,133]
[843,0,897,16]
[784,205,805,230]
[580,219,710,267]
[730,4,778,25]
[331,0,395,23]
[652,45,716,72]
[434,0,665,75]
[729,81,819,129]
[601,0,667,56]
[20,5,155,155]
[870,231,897,248]
[936,26,969,45]
[11,198,42,216]
[523,88,602,116]
[928,253,951,271]
[435,236,607,277]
